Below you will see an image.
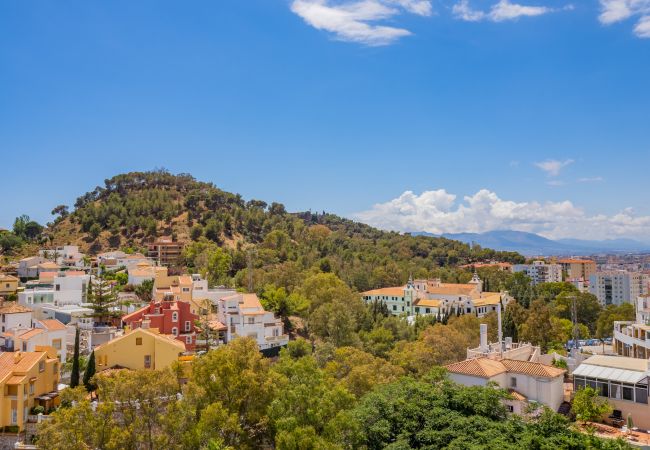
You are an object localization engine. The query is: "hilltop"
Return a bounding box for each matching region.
[5,170,524,291]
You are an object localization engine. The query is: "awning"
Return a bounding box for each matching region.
[573,364,648,384]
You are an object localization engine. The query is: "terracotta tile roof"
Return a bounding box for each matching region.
[361,287,406,297]
[446,358,507,378]
[414,298,442,308]
[0,302,32,314]
[446,357,565,379]
[0,274,19,282]
[6,375,25,384]
[427,284,477,296]
[500,359,565,378]
[38,319,67,331]
[37,262,59,270]
[472,293,502,307]
[17,328,45,340]
[508,389,527,401]
[0,352,44,380]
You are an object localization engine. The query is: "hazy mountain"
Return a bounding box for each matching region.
[412,230,650,256]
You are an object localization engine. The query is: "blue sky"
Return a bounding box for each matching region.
[1,0,649,240]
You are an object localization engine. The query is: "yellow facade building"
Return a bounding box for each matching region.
[94,327,186,371]
[0,274,19,297]
[0,347,60,431]
[153,273,193,302]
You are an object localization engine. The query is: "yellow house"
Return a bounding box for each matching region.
[94,327,186,371]
[0,346,60,431]
[0,274,19,296]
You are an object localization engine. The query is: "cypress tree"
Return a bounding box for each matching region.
[83,351,96,392]
[70,327,80,388]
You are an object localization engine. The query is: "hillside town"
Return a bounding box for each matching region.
[2,221,650,448]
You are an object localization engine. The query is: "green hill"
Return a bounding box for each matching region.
[10,170,524,291]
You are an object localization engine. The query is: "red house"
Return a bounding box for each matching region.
[121,300,198,351]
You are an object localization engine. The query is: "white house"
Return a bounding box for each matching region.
[0,302,33,334]
[17,256,45,278]
[97,251,150,270]
[127,262,168,286]
[52,272,89,306]
[216,293,288,350]
[40,245,85,268]
[446,357,566,413]
[0,319,68,362]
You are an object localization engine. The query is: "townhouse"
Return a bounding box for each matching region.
[0,274,19,297]
[1,319,68,362]
[94,327,186,371]
[121,299,199,350]
[0,347,60,431]
[216,293,288,350]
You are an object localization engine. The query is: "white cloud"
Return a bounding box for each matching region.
[534,159,574,177]
[599,0,650,38]
[290,0,432,46]
[452,0,562,22]
[577,176,604,183]
[354,189,650,240]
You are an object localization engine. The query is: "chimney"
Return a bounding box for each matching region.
[480,324,488,352]
[497,302,503,345]
[14,351,22,363]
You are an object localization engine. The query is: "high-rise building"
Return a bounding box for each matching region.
[512,261,562,285]
[589,271,647,306]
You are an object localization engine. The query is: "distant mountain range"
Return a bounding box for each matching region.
[411,230,650,256]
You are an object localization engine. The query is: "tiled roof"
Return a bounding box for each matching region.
[446,357,564,379]
[0,352,44,381]
[427,284,477,296]
[17,328,45,340]
[414,298,442,308]
[0,274,19,282]
[38,319,67,331]
[472,293,502,307]
[508,389,527,401]
[0,303,32,314]
[446,358,507,378]
[500,359,565,378]
[361,287,406,297]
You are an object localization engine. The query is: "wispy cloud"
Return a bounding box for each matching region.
[290,0,433,46]
[534,159,574,177]
[546,180,565,186]
[599,0,650,38]
[452,0,568,22]
[354,189,650,240]
[578,176,604,183]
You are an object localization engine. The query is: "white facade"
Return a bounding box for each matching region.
[512,261,562,285]
[40,245,85,268]
[0,307,33,334]
[446,358,566,412]
[589,271,647,306]
[17,256,45,278]
[52,273,89,306]
[97,251,151,270]
[216,293,288,350]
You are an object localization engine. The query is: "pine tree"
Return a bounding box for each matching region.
[88,272,118,325]
[83,351,96,392]
[70,327,80,388]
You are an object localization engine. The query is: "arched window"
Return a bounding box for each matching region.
[172,312,178,322]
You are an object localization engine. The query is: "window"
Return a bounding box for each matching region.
[39,361,45,372]
[144,355,151,369]
[506,405,514,413]
[136,337,143,346]
[55,284,60,291]
[172,312,178,322]
[510,377,517,388]
[392,305,396,311]
[185,321,191,332]
[11,408,17,424]
[29,382,34,395]
[247,317,255,324]
[186,336,192,344]
[623,385,634,401]
[171,327,178,336]
[52,339,62,350]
